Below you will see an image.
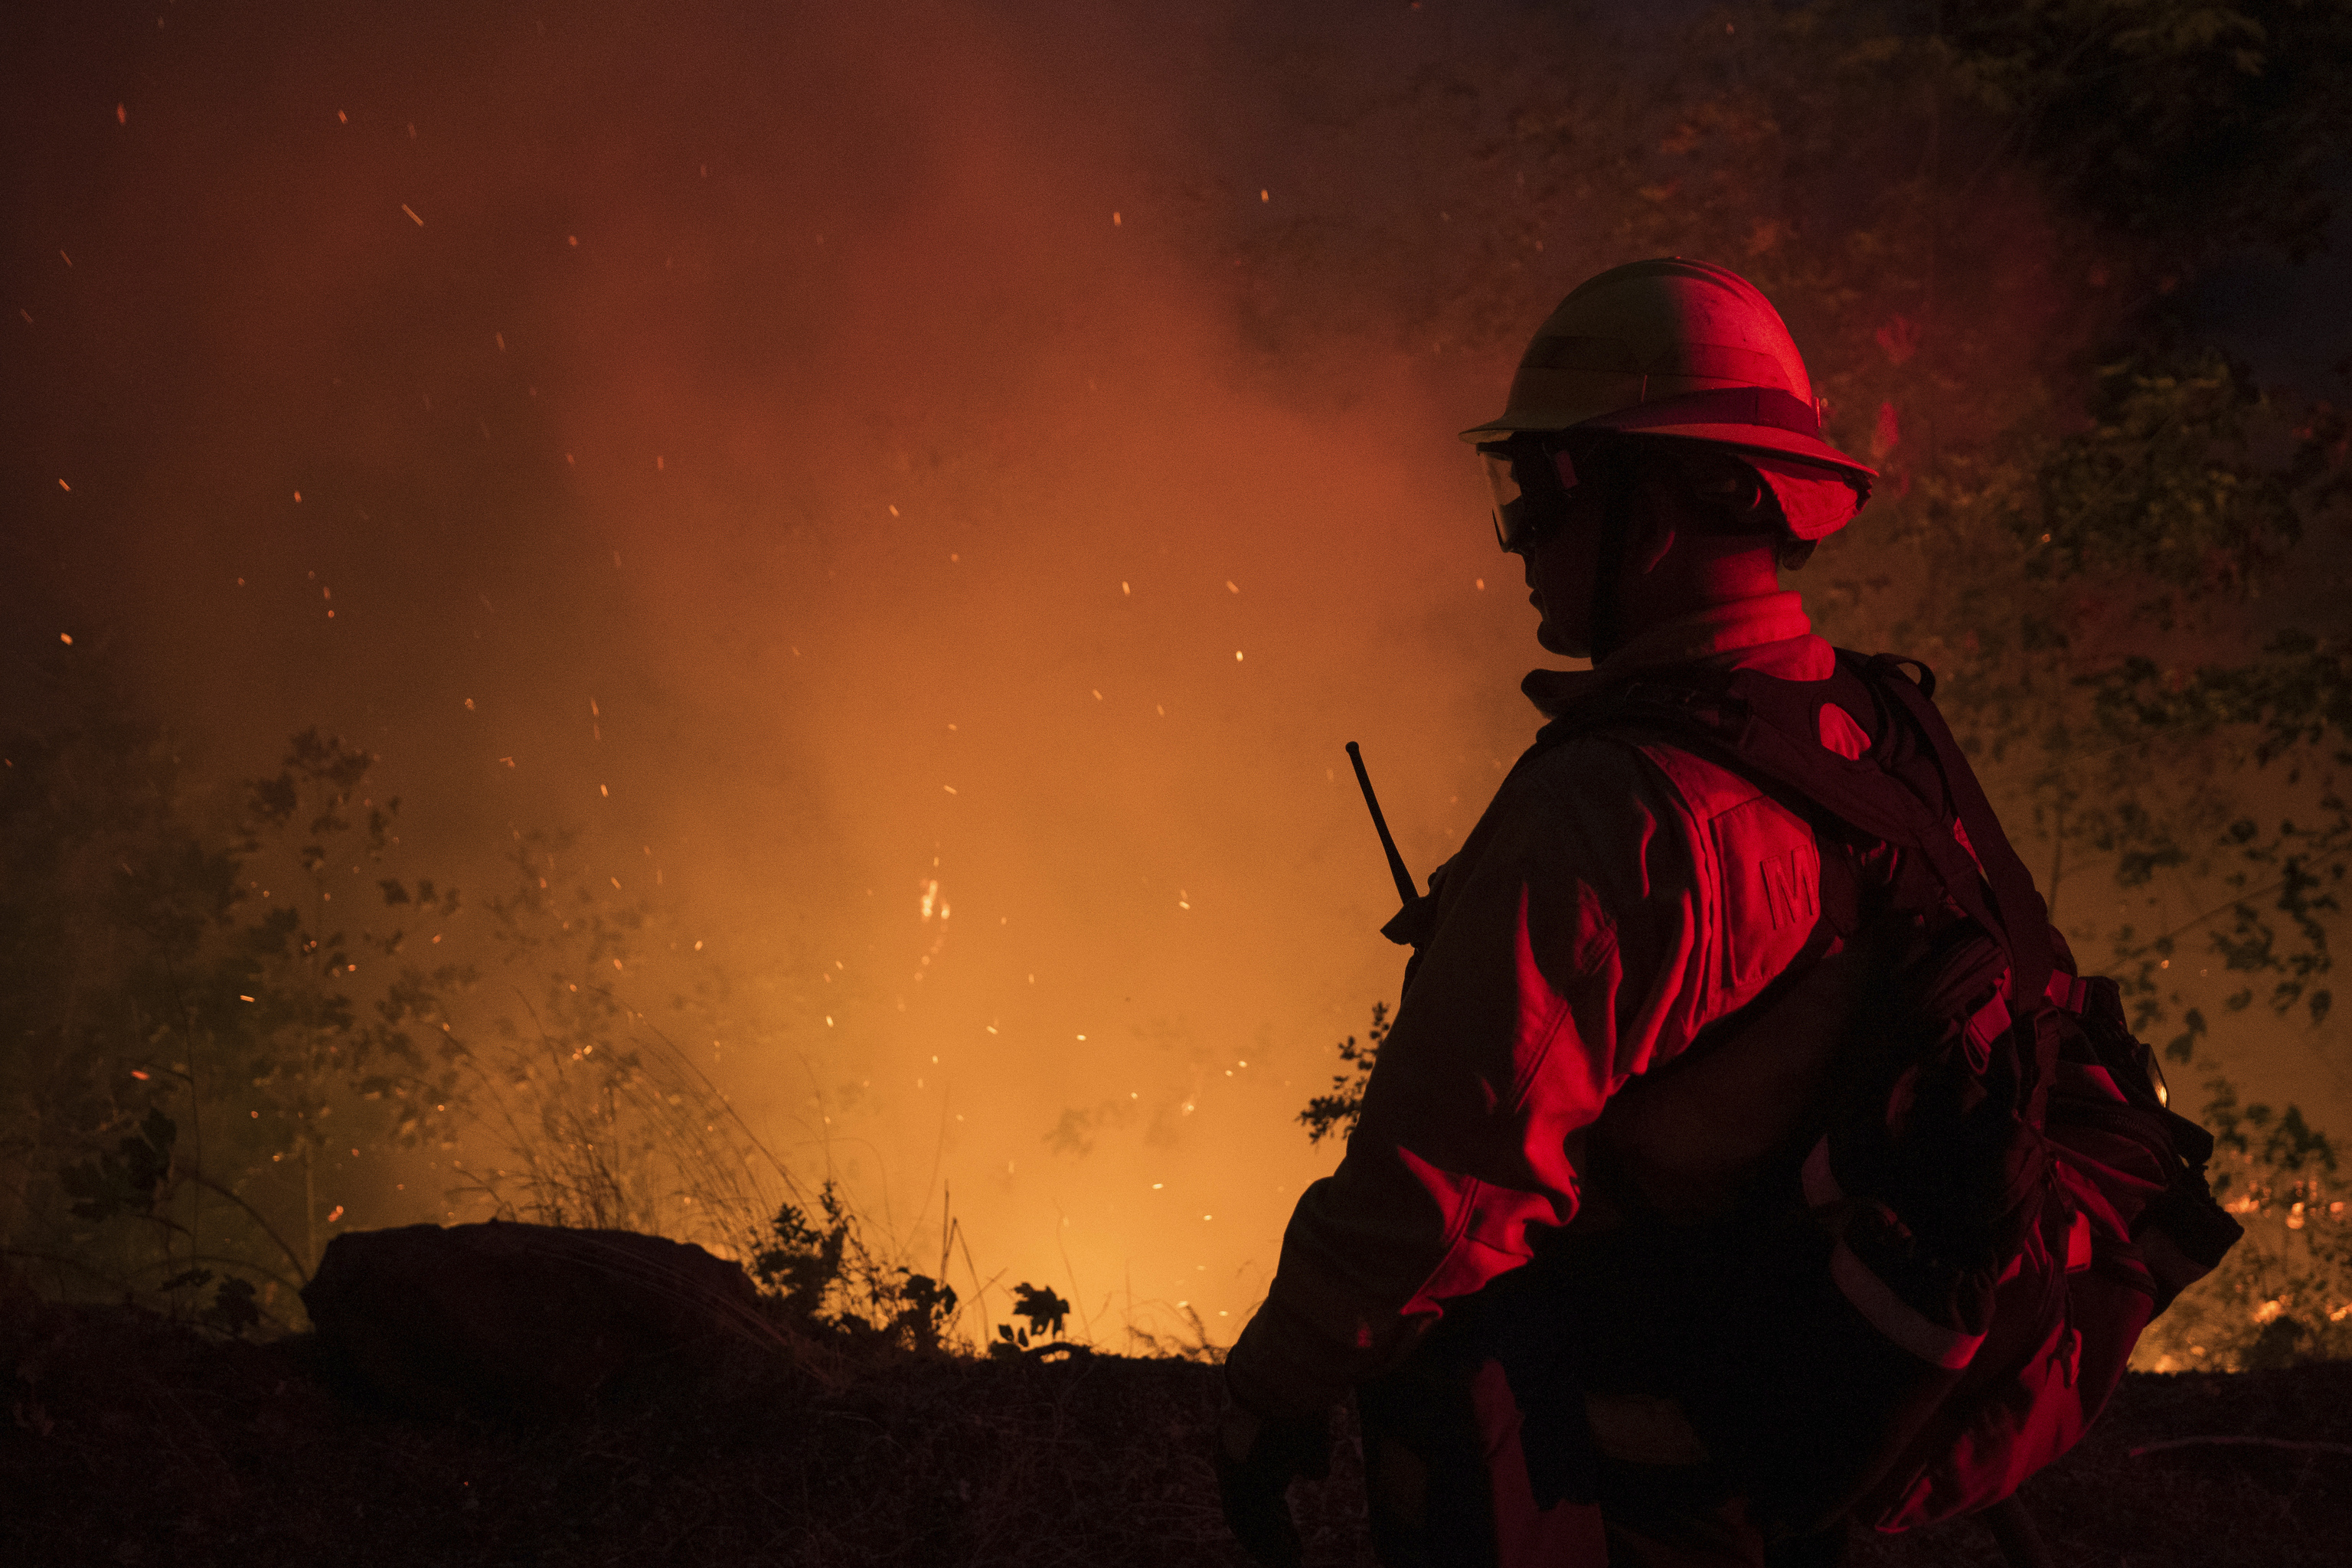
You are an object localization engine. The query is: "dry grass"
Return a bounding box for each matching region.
[3,1282,2347,1567]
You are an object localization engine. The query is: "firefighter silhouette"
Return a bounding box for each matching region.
[1217,260,2092,1568]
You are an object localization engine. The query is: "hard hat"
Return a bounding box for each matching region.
[1462,258,1873,539]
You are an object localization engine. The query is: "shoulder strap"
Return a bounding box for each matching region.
[1534,652,2054,1018]
[1849,654,2055,1015]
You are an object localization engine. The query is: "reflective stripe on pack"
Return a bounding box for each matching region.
[2053,1060,2124,1102]
[1831,1242,1986,1370]
[2066,1209,2094,1273]
[2044,971,2091,1013]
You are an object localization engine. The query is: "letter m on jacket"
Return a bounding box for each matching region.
[1758,848,1816,932]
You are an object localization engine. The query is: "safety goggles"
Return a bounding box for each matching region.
[1476,440,1580,554]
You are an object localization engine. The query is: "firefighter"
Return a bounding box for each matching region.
[1217,258,1883,1567]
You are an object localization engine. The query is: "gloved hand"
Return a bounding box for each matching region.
[1214,1396,1332,1567]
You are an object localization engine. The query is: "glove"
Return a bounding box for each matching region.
[1214,1397,1332,1568]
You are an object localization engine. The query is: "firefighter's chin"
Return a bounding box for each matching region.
[1533,597,1589,658]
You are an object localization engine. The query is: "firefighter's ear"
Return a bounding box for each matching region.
[1620,459,1690,578]
[1628,505,1677,577]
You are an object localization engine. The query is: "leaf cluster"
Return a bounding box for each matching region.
[1939,0,2352,262]
[1297,1001,1390,1148]
[749,1184,965,1354]
[991,1282,1073,1356]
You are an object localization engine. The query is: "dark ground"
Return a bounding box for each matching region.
[4,1292,2347,1566]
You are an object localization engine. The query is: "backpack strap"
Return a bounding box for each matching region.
[1533,652,2056,1032]
[1852,655,2056,1018]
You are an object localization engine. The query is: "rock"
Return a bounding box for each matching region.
[301,1220,764,1419]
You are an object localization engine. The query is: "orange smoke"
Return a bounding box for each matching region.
[15,0,2146,1338]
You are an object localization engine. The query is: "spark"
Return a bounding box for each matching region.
[1227,580,1239,593]
[1234,651,1244,662]
[115,103,126,124]
[402,204,424,227]
[942,784,958,795]
[1112,211,1121,226]
[58,632,71,645]
[1259,189,1269,202]
[57,480,69,492]
[130,1070,149,1080]
[328,1205,345,1223]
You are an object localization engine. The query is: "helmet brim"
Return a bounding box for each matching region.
[1459,407,1877,487]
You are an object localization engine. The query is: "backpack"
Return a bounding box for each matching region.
[1534,649,2243,1537]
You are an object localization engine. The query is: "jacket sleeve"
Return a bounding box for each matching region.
[1225,740,1722,1421]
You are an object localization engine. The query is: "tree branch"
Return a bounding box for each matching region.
[174,1170,312,1285]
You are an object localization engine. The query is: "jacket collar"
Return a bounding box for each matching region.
[1522,590,1832,719]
